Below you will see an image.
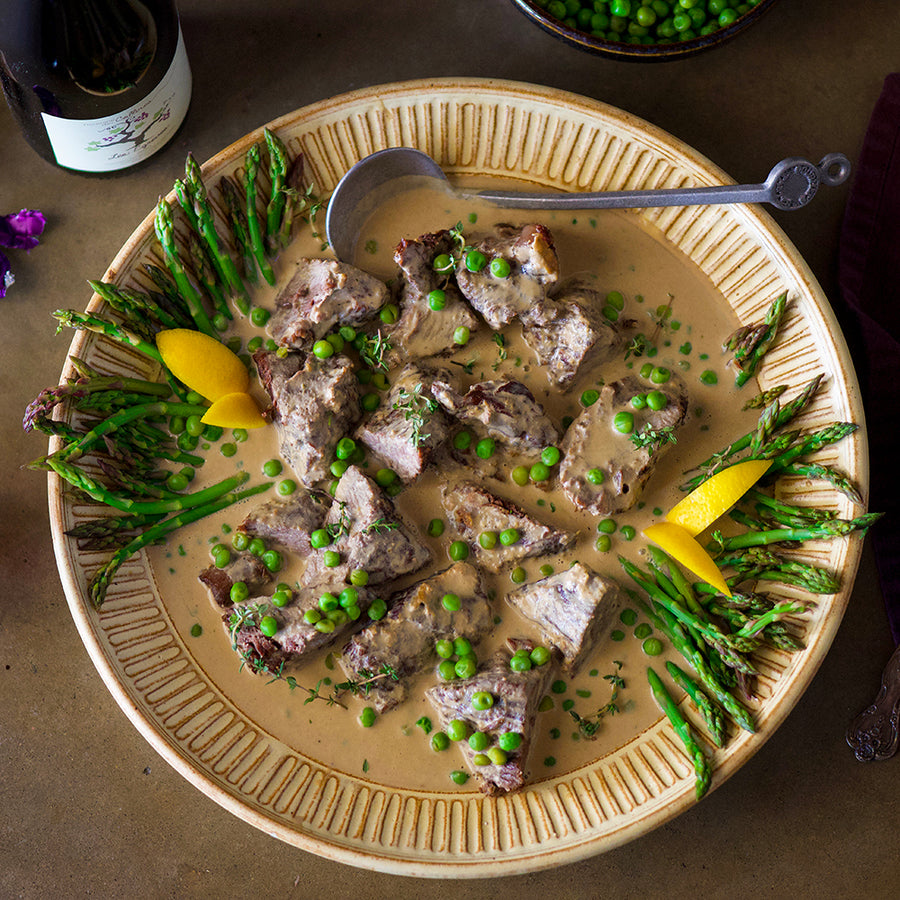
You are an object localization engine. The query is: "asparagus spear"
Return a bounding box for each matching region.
[647,666,712,800]
[65,512,166,550]
[153,198,216,336]
[53,309,164,362]
[264,128,289,254]
[218,175,257,296]
[724,290,788,387]
[665,661,727,748]
[711,511,883,553]
[89,481,272,607]
[243,143,275,286]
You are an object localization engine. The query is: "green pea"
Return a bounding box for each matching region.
[427,289,447,311]
[587,467,605,485]
[449,540,469,561]
[169,415,186,435]
[339,586,359,608]
[606,290,625,310]
[539,564,554,577]
[231,531,249,551]
[471,691,494,710]
[650,366,671,384]
[510,566,527,584]
[185,414,205,437]
[323,549,341,568]
[247,537,266,556]
[259,615,278,637]
[639,362,654,378]
[620,525,636,541]
[431,731,450,751]
[630,393,648,410]
[368,597,387,621]
[454,656,477,678]
[250,306,270,327]
[700,369,719,385]
[427,518,445,537]
[541,445,561,466]
[646,390,668,411]
[263,458,283,477]
[435,639,455,659]
[271,589,291,608]
[327,608,349,626]
[166,471,189,492]
[432,253,453,272]
[468,731,490,751]
[203,424,223,442]
[473,753,490,766]
[478,531,498,550]
[475,438,496,459]
[511,465,529,486]
[379,303,400,324]
[310,528,331,549]
[487,747,508,766]
[529,462,551,482]
[438,659,457,680]
[189,623,202,638]
[454,637,473,657]
[211,545,231,568]
[302,607,322,625]
[643,637,664,656]
[450,770,469,785]
[464,249,487,272]
[277,479,296,496]
[335,436,357,460]
[499,528,520,546]
[447,719,469,742]
[453,326,471,345]
[359,707,376,728]
[489,257,511,278]
[453,430,473,451]
[530,646,551,667]
[374,467,397,487]
[349,569,369,587]
[361,392,380,412]
[580,388,600,407]
[595,534,612,552]
[551,679,567,694]
[229,581,249,604]
[634,623,653,639]
[261,549,282,572]
[498,732,523,752]
[442,592,462,612]
[509,654,532,672]
[314,618,336,634]
[220,442,237,458]
[611,629,625,641]
[312,339,334,359]
[613,411,634,434]
[330,459,350,478]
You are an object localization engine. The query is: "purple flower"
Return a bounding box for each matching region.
[0,209,46,251]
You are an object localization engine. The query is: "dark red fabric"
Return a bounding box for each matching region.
[838,73,900,642]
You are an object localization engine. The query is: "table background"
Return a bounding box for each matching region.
[3,1,899,897]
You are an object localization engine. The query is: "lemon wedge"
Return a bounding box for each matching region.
[200,391,267,429]
[666,459,772,536]
[643,521,732,597]
[156,328,250,402]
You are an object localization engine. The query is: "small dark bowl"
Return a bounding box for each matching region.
[508,0,780,61]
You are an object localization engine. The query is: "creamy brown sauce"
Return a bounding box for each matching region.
[150,183,761,792]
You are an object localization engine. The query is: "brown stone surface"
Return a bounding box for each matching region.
[3,1,899,896]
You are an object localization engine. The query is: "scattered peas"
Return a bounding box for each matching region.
[643,637,665,656]
[580,388,600,407]
[611,629,626,641]
[613,411,634,434]
[189,623,202,638]
[468,731,490,751]
[335,436,357,460]
[475,437,496,459]
[511,465,529,486]
[232,531,249,551]
[700,369,719,385]
[368,597,387,620]
[435,639,455,659]
[487,747,508,766]
[595,534,612,552]
[229,581,249,604]
[454,637,472,657]
[472,753,490,766]
[323,549,341,568]
[349,569,369,587]
[620,608,638,626]
[478,530,498,549]
[450,770,470,785]
[510,653,532,672]
[262,549,283,572]
[634,623,653,639]
[498,732,523,752]
[271,589,291,608]
[453,326,471,345]
[248,537,266,556]
[465,249,488,272]
[447,720,469,742]
[499,528,520,546]
[539,564,554,577]
[441,592,462,612]
[454,656,477,678]
[489,257,511,278]
[379,303,400,324]
[540,445,561,467]
[620,525,636,541]
[250,306,270,327]
[646,390,668,410]
[330,459,350,478]
[427,289,447,311]
[529,462,551,482]
[431,731,450,752]
[471,691,494,710]
[427,518,445,537]
[587,467,605,485]
[312,339,334,359]
[360,707,377,728]
[220,442,237,458]
[277,479,296,496]
[650,366,671,384]
[438,659,457,680]
[639,362,654,378]
[262,458,283,477]
[453,430,473,451]
[259,615,278,637]
[510,566,527,584]
[630,393,648,410]
[606,290,625,310]
[361,392,380,412]
[432,252,453,272]
[530,645,551,666]
[551,680,567,694]
[597,518,617,534]
[449,540,469,561]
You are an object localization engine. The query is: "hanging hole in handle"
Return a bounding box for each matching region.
[818,153,852,186]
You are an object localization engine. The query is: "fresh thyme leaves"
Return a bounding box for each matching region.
[624,333,648,360]
[365,516,399,534]
[492,333,508,371]
[228,602,267,649]
[330,665,400,700]
[451,359,476,375]
[630,424,677,455]
[359,329,391,371]
[569,660,625,738]
[326,500,351,541]
[393,382,438,447]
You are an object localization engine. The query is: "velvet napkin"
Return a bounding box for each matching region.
[837,73,900,642]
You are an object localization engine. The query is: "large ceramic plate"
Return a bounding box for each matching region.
[50,78,867,877]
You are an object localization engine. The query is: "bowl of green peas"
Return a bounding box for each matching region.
[509,0,779,60]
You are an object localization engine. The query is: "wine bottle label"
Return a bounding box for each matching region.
[41,28,191,173]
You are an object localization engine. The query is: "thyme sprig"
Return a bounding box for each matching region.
[393,382,438,447]
[326,500,351,542]
[569,660,625,738]
[359,329,391,371]
[630,424,677,456]
[366,516,399,534]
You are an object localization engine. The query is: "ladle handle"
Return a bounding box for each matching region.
[467,154,851,212]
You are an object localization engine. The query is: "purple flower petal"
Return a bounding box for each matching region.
[0,209,46,250]
[0,250,14,298]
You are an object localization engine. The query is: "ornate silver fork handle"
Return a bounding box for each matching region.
[847,642,900,761]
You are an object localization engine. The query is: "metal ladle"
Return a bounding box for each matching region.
[324,147,851,262]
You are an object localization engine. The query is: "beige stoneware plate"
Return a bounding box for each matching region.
[49,78,867,877]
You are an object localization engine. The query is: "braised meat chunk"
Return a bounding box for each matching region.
[425,639,553,795]
[268,258,388,346]
[455,224,559,329]
[384,229,479,365]
[239,490,328,555]
[441,480,576,573]
[225,584,374,676]
[431,379,559,456]
[355,363,451,482]
[340,562,491,713]
[301,465,431,588]
[198,552,273,609]
[506,563,621,674]
[522,276,629,391]
[254,349,360,489]
[559,371,688,515]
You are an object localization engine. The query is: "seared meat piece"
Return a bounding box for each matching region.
[226,584,374,675]
[301,465,431,587]
[522,276,629,391]
[340,562,491,713]
[559,372,689,515]
[239,490,328,555]
[199,552,273,609]
[430,379,559,455]
[254,349,360,489]
[355,363,451,482]
[385,229,479,365]
[455,224,559,329]
[425,639,553,795]
[268,258,388,346]
[441,480,576,573]
[506,563,621,674]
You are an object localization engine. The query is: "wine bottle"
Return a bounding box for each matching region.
[0,0,192,173]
